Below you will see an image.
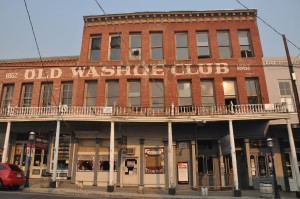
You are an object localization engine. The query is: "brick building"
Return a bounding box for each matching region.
[0,10,294,195]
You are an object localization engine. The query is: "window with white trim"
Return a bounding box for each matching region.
[109,34,121,60]
[1,84,14,108]
[90,35,101,61]
[197,31,210,59]
[129,33,141,60]
[217,30,232,58]
[175,32,189,60]
[238,30,254,57]
[150,32,163,60]
[279,81,295,112]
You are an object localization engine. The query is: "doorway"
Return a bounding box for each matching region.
[122,158,139,186]
[236,150,248,189]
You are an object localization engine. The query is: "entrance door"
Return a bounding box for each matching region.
[285,152,299,191]
[236,151,248,189]
[31,148,47,178]
[123,158,138,186]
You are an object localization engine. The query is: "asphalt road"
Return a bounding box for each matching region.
[0,190,124,199]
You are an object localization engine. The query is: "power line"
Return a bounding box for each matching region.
[23,0,73,132]
[235,0,300,54]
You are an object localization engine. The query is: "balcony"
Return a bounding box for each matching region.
[0,103,288,122]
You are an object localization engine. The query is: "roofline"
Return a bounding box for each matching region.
[83,9,257,20]
[0,56,79,64]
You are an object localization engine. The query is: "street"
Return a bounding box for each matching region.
[0,190,136,199]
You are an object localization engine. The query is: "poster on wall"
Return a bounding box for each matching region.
[145,148,164,174]
[177,162,189,184]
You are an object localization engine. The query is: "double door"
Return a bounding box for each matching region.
[13,142,48,178]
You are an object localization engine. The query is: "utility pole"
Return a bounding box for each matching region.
[283,34,300,198]
[283,34,300,123]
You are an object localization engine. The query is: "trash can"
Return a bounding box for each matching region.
[260,183,273,198]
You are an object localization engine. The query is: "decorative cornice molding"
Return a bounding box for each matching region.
[83,10,257,26]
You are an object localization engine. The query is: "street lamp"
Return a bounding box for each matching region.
[24,131,35,188]
[267,138,281,199]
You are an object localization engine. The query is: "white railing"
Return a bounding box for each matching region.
[0,103,287,118]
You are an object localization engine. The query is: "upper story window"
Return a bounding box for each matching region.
[223,79,238,105]
[90,35,101,61]
[1,84,14,108]
[20,83,33,107]
[150,80,164,108]
[217,31,232,58]
[128,80,141,107]
[246,78,261,104]
[279,81,295,112]
[106,80,119,107]
[129,33,141,60]
[178,80,192,106]
[61,82,73,106]
[197,31,210,59]
[201,79,215,106]
[84,81,97,106]
[238,30,254,58]
[150,32,163,60]
[109,34,121,60]
[40,82,53,107]
[175,32,189,60]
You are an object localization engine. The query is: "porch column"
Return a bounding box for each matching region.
[139,139,145,193]
[287,119,300,196]
[2,121,11,163]
[50,120,61,188]
[228,120,241,197]
[107,121,115,192]
[67,132,74,180]
[191,140,197,189]
[218,139,225,188]
[93,138,100,186]
[71,138,79,184]
[244,138,253,189]
[168,121,176,195]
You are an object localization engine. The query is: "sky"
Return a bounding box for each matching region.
[0,0,299,60]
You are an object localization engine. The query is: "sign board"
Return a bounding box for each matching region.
[177,162,189,184]
[220,134,231,155]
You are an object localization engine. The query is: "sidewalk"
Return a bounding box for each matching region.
[22,178,297,198]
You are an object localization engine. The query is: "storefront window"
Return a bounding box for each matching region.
[207,156,214,175]
[13,144,23,165]
[56,133,70,170]
[34,148,42,166]
[145,148,164,174]
[258,155,267,176]
[250,155,256,176]
[224,154,233,174]
[197,156,206,175]
[77,155,94,171]
[99,155,117,171]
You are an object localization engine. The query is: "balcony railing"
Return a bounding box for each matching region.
[0,103,287,118]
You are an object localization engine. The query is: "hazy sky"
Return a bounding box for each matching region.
[0,0,299,60]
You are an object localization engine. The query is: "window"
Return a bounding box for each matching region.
[90,35,101,61]
[40,82,53,107]
[84,81,97,106]
[197,155,214,175]
[99,155,117,171]
[56,133,70,170]
[77,155,94,171]
[223,79,238,105]
[224,155,233,174]
[197,156,205,175]
[20,83,33,107]
[150,80,164,108]
[61,82,73,106]
[145,148,164,174]
[258,155,267,177]
[109,34,121,60]
[178,80,192,106]
[106,80,119,106]
[176,32,189,60]
[197,31,210,59]
[238,30,254,57]
[150,32,163,59]
[217,31,232,58]
[279,81,295,112]
[1,84,14,108]
[246,78,261,104]
[201,79,215,106]
[129,33,141,60]
[128,80,141,107]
